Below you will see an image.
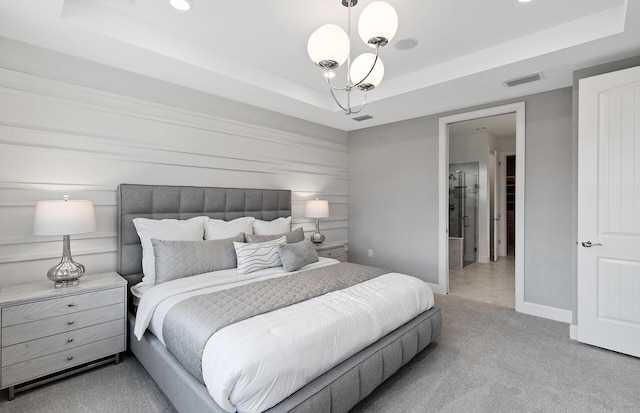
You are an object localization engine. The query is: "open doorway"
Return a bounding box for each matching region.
[437,102,525,312]
[446,115,516,307]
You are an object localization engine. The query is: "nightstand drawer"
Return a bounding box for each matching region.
[2,288,123,327]
[2,319,124,367]
[317,246,345,261]
[2,335,125,387]
[2,303,124,346]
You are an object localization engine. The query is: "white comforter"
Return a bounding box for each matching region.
[134,259,434,413]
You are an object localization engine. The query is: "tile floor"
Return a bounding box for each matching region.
[448,256,515,308]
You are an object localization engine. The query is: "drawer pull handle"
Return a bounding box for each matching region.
[68,303,75,308]
[67,321,75,326]
[67,356,74,361]
[67,338,74,343]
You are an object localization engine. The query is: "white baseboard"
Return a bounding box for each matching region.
[478,256,490,264]
[517,300,572,323]
[569,324,579,340]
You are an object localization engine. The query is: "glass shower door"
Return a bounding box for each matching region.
[449,162,479,267]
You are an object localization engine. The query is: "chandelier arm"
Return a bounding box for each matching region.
[348,89,369,115]
[330,86,352,114]
[352,46,381,87]
[324,75,349,92]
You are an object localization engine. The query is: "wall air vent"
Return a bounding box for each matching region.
[502,72,543,88]
[352,115,373,121]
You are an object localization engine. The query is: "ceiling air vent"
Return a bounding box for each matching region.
[352,115,373,121]
[502,72,543,88]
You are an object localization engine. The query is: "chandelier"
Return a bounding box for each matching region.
[307,1,398,115]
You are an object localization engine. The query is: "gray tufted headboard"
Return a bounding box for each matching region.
[117,184,292,286]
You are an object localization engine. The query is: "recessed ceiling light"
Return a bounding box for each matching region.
[323,71,336,79]
[170,0,192,11]
[518,0,532,3]
[394,38,419,51]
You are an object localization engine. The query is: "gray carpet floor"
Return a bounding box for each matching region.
[1,294,638,412]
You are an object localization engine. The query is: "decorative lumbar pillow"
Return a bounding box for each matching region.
[234,236,286,275]
[244,227,305,244]
[253,216,291,235]
[133,216,208,286]
[205,217,255,240]
[278,239,320,272]
[152,233,244,284]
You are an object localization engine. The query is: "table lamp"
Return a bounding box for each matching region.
[304,198,329,244]
[34,196,96,287]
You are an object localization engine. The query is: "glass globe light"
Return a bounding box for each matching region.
[307,24,350,69]
[358,1,398,47]
[350,53,384,90]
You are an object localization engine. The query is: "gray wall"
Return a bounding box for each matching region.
[349,117,440,281]
[523,88,573,309]
[349,88,574,310]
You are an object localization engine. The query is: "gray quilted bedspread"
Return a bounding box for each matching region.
[162,262,388,382]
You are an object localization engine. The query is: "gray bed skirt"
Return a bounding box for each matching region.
[128,306,442,413]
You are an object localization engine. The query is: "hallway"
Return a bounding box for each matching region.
[448,257,515,308]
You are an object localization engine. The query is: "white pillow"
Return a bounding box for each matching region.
[253,216,291,235]
[205,217,255,240]
[234,236,286,275]
[132,216,208,286]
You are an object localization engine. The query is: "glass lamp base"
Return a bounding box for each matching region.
[47,235,85,288]
[54,279,80,288]
[310,232,325,244]
[47,260,84,287]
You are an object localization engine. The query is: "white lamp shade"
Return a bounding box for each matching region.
[350,53,384,87]
[34,200,96,236]
[304,199,330,218]
[358,1,398,47]
[307,24,350,67]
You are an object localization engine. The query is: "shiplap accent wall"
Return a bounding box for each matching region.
[0,68,348,287]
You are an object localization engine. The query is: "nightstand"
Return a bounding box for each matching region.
[315,241,348,262]
[0,272,127,400]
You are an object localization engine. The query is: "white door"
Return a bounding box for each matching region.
[577,65,640,357]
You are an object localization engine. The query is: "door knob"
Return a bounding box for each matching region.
[581,240,603,248]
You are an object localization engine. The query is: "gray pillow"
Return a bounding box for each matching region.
[152,233,244,284]
[244,227,305,244]
[278,239,319,272]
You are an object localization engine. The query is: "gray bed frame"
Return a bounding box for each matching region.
[117,183,442,413]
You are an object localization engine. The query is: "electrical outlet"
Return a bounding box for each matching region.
[368,249,373,257]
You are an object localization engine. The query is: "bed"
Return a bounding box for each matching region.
[117,183,442,413]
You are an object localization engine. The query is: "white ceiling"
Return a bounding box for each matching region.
[1,0,639,131]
